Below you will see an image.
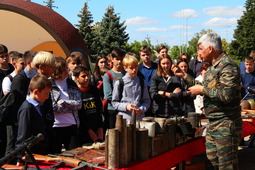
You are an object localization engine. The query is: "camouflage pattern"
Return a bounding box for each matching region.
[185,53,242,119]
[185,53,243,170]
[206,117,242,170]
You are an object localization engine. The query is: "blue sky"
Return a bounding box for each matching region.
[32,0,247,46]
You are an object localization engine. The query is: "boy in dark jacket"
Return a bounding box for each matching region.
[16,74,52,163]
[0,44,14,158]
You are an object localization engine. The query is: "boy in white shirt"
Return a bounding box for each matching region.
[2,53,24,95]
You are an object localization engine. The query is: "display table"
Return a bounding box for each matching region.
[113,118,255,170]
[200,118,255,139]
[242,118,255,138]
[115,137,206,170]
[6,117,255,170]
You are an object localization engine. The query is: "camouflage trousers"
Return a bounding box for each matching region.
[206,117,243,170]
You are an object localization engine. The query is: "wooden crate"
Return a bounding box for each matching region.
[149,133,169,157]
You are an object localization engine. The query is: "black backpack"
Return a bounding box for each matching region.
[0,75,16,125]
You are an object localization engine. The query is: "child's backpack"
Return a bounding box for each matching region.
[102,71,145,112]
[117,74,144,101]
[102,72,114,112]
[0,75,16,125]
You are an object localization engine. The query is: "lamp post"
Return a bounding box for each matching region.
[226,25,231,43]
[185,14,194,52]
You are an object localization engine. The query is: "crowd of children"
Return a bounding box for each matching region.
[0,43,213,164]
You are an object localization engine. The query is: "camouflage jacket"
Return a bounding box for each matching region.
[185,53,241,119]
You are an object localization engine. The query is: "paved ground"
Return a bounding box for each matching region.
[185,139,255,170]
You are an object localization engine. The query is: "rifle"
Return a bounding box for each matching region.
[29,154,80,168]
[241,86,255,102]
[31,154,111,170]
[0,164,24,170]
[0,133,44,167]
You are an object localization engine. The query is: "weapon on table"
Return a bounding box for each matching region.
[71,160,111,170]
[241,86,255,103]
[28,154,80,168]
[0,133,44,169]
[0,164,24,170]
[31,154,111,170]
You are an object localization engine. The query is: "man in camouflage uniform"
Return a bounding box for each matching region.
[173,33,242,170]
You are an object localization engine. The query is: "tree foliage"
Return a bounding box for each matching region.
[230,0,255,60]
[76,5,129,61]
[97,6,129,56]
[43,0,57,9]
[124,38,157,62]
[76,2,97,61]
[222,38,231,56]
[170,46,181,61]
[187,29,214,57]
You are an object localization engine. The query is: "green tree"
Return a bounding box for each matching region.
[76,2,97,62]
[188,29,214,57]
[124,40,142,61]
[124,38,157,62]
[97,6,129,55]
[187,45,197,58]
[43,0,57,9]
[230,0,255,60]
[222,38,231,56]
[170,45,181,60]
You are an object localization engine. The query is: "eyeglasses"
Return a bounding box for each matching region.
[0,54,8,58]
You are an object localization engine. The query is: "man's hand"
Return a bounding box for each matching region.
[188,84,204,95]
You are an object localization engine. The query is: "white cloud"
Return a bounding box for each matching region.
[203,6,244,17]
[135,27,168,32]
[150,35,177,46]
[172,9,199,18]
[170,25,192,30]
[135,25,192,32]
[125,16,159,26]
[203,17,238,28]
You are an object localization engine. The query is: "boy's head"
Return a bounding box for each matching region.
[139,45,152,64]
[250,50,255,59]
[0,44,9,64]
[245,56,255,73]
[0,44,8,54]
[156,45,168,58]
[66,53,83,72]
[123,53,138,78]
[111,48,125,69]
[32,51,55,77]
[12,52,25,73]
[29,74,52,103]
[24,51,37,66]
[73,65,90,87]
[9,51,19,64]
